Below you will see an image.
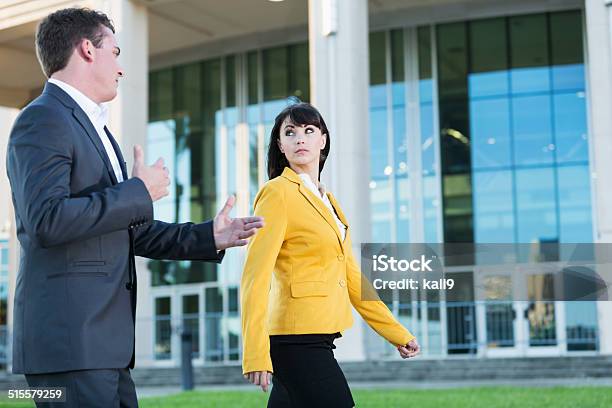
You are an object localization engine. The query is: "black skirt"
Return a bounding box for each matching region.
[267,333,355,408]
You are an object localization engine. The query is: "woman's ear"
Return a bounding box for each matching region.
[321,133,327,150]
[277,138,284,153]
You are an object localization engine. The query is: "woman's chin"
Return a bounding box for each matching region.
[289,156,315,167]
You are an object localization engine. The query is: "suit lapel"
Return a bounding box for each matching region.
[297,183,343,244]
[280,167,344,245]
[326,192,349,244]
[71,107,119,185]
[105,127,128,181]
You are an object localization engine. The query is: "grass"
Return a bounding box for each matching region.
[0,386,611,407]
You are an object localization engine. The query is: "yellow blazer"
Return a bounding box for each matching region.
[240,167,415,374]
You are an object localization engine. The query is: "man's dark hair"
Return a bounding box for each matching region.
[35,8,115,78]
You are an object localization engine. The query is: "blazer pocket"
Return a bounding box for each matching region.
[48,260,109,278]
[290,281,329,298]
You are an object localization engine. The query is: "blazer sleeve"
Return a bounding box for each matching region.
[133,219,224,263]
[240,183,287,374]
[346,242,416,347]
[7,105,153,248]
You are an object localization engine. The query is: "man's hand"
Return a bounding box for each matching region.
[398,338,420,359]
[214,195,264,251]
[131,145,170,202]
[244,371,272,392]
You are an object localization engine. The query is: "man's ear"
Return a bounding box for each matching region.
[77,39,94,62]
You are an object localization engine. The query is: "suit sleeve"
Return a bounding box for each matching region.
[7,105,153,248]
[240,183,287,374]
[133,219,224,263]
[345,238,416,347]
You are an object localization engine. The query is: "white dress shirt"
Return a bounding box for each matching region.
[298,173,347,241]
[48,78,124,183]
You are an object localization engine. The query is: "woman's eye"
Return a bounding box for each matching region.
[285,131,294,136]
[305,127,314,133]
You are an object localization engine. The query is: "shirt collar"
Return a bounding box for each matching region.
[297,172,327,197]
[48,78,108,129]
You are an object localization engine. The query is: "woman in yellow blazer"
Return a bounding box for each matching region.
[241,102,420,407]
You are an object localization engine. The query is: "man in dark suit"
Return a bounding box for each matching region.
[5,7,263,407]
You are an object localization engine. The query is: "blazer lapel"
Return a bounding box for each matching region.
[298,183,343,244]
[105,127,128,181]
[72,107,119,185]
[326,192,349,244]
[280,167,343,245]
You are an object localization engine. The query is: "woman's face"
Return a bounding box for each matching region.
[278,117,326,169]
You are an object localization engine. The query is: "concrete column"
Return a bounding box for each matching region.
[95,0,153,365]
[308,0,370,361]
[96,0,149,165]
[0,108,18,235]
[0,107,18,371]
[585,0,612,354]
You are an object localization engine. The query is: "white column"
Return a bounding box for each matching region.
[95,0,153,366]
[96,0,149,163]
[308,0,370,361]
[0,108,17,236]
[0,107,18,371]
[585,0,612,354]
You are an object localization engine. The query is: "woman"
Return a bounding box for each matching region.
[241,102,420,407]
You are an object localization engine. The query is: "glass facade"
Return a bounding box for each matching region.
[147,8,596,364]
[367,10,597,358]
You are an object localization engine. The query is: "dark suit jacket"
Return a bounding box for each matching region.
[6,82,224,374]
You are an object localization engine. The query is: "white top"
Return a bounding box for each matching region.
[298,173,347,241]
[48,78,124,183]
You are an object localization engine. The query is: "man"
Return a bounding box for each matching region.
[6,7,263,407]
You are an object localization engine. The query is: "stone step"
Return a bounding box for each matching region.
[1,356,611,390]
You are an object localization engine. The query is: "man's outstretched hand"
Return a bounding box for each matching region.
[213,195,264,251]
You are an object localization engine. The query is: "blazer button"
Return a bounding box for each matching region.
[339,279,346,287]
[337,255,345,261]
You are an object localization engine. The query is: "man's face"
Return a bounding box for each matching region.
[91,26,123,102]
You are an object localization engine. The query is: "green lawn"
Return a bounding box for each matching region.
[1,387,611,407]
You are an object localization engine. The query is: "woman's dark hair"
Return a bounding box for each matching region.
[36,8,115,78]
[267,101,330,180]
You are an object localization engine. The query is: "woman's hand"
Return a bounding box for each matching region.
[244,371,272,392]
[397,338,420,359]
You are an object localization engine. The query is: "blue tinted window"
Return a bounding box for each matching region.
[558,165,593,243]
[512,95,554,166]
[473,170,515,243]
[554,92,588,164]
[515,167,558,243]
[470,98,512,169]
